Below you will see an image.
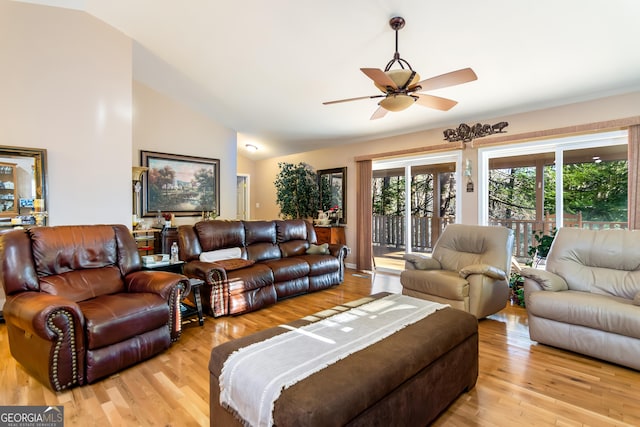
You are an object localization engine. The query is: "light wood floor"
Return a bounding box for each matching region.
[1,270,639,426]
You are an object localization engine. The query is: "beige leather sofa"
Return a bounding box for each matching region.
[522,227,640,370]
[400,224,514,319]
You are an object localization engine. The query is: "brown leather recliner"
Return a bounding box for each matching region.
[0,224,190,391]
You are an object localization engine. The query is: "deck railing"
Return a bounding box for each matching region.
[489,219,627,259]
[372,214,628,260]
[372,214,454,252]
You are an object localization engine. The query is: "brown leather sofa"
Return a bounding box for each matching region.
[400,224,515,319]
[178,219,348,316]
[522,227,640,370]
[0,224,190,391]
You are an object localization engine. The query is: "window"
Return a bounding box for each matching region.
[479,130,628,259]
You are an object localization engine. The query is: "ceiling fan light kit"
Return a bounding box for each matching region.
[323,16,477,120]
[373,69,419,93]
[379,94,416,112]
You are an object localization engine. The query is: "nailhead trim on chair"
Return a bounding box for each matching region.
[47,309,78,392]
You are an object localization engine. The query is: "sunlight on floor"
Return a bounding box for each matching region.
[374,256,405,271]
[349,269,403,295]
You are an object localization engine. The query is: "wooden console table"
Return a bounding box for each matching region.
[313,225,346,245]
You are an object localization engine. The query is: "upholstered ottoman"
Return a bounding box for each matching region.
[209,293,478,426]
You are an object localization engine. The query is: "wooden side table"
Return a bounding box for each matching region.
[313,225,346,245]
[141,260,184,274]
[181,278,205,326]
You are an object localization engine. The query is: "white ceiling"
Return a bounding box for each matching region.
[20,0,640,159]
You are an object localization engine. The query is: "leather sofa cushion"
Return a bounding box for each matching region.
[244,221,276,245]
[280,240,308,257]
[528,289,640,339]
[79,292,169,349]
[246,242,281,262]
[262,258,310,282]
[400,269,469,301]
[214,258,255,271]
[227,264,275,294]
[85,327,170,384]
[195,220,245,252]
[299,255,340,276]
[30,225,118,276]
[276,220,308,243]
[39,266,124,302]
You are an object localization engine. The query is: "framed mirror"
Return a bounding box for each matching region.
[318,167,346,224]
[0,145,48,228]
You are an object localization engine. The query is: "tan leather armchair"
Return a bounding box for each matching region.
[521,227,640,370]
[400,224,514,319]
[0,224,190,391]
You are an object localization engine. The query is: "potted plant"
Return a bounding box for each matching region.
[274,162,320,219]
[527,228,556,267]
[509,272,525,307]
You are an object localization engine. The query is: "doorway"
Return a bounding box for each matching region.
[236,175,249,220]
[372,151,461,271]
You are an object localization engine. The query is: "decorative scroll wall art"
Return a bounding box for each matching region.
[443,121,509,144]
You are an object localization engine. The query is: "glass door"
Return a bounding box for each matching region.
[480,130,628,262]
[372,151,460,271]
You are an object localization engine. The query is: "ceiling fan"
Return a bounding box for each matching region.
[323,17,478,120]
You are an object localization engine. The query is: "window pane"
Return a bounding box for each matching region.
[562,147,628,229]
[409,167,456,255]
[372,168,406,267]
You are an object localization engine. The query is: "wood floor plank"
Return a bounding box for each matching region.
[1,269,639,426]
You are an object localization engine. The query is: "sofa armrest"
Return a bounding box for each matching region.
[126,270,190,299]
[403,254,442,271]
[126,271,190,341]
[328,243,348,259]
[184,260,231,317]
[183,260,228,284]
[520,268,568,292]
[3,292,85,391]
[459,263,506,280]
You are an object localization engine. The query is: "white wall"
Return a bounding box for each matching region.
[0,0,133,226]
[0,1,238,227]
[133,82,237,225]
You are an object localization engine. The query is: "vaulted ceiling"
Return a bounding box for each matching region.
[20,0,640,159]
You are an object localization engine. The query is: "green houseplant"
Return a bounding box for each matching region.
[274,162,320,219]
[509,272,525,307]
[527,228,557,265]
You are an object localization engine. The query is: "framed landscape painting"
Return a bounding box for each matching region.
[141,151,220,217]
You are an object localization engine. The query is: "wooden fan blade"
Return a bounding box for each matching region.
[361,68,398,90]
[370,106,389,120]
[411,67,477,92]
[414,94,458,111]
[323,94,384,105]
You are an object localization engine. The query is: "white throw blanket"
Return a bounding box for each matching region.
[219,294,449,427]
